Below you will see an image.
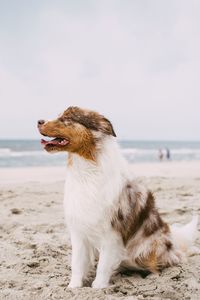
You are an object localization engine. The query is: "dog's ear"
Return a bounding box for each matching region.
[99,117,116,137]
[63,107,117,137]
[74,113,117,137]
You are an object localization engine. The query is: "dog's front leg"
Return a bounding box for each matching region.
[68,230,90,288]
[92,234,123,289]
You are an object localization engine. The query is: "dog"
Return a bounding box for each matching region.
[38,106,199,289]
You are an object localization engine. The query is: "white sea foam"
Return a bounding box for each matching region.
[0,148,46,157]
[121,148,156,154]
[0,148,12,156]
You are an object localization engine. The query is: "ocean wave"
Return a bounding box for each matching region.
[121,148,156,155]
[170,148,200,154]
[0,148,46,157]
[0,148,12,155]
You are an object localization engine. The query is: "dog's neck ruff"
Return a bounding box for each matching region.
[67,137,129,181]
[64,137,131,226]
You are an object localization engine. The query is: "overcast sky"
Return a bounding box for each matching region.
[0,0,200,140]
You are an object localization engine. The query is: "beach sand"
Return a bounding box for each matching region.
[0,162,200,300]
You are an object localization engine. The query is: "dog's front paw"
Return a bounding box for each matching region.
[68,279,83,288]
[92,279,109,289]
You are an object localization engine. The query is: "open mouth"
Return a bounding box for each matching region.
[41,137,69,147]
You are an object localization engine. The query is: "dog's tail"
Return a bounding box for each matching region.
[170,215,199,255]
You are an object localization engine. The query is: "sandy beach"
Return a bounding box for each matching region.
[0,161,200,300]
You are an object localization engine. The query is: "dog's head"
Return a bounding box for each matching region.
[37,106,116,160]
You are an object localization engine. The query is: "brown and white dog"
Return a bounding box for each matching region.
[38,106,199,289]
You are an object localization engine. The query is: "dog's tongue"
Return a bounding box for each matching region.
[41,138,68,146]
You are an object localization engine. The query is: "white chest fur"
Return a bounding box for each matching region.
[63,137,130,234]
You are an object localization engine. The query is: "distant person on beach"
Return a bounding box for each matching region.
[165,148,171,160]
[158,148,164,161]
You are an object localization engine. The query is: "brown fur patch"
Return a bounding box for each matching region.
[111,183,145,244]
[135,243,158,273]
[111,184,168,245]
[117,208,124,221]
[143,212,165,237]
[162,223,170,234]
[165,240,173,251]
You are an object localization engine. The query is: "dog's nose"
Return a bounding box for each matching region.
[38,119,45,126]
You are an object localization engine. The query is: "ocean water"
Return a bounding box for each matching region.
[0,140,200,168]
